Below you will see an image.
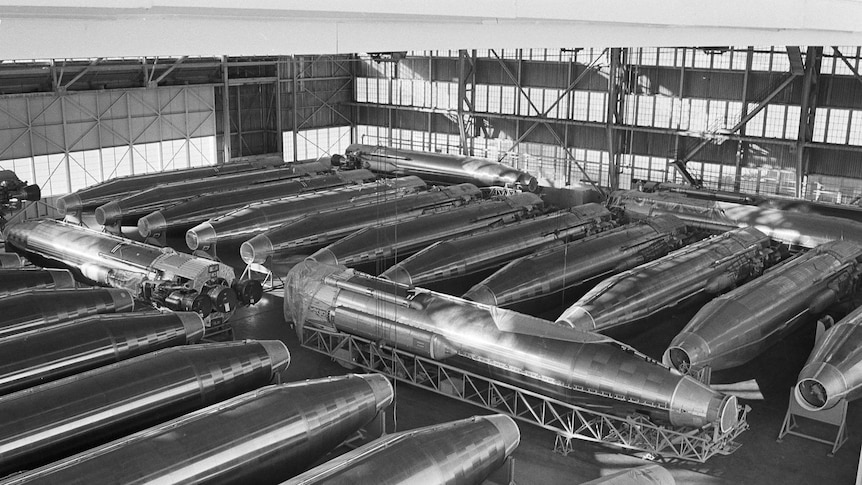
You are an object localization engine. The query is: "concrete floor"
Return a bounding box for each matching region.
[229,287,862,485]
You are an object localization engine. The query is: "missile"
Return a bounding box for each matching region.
[663,240,862,375]
[94,165,311,226]
[136,169,374,243]
[308,192,545,271]
[241,183,482,268]
[0,269,76,297]
[185,176,427,258]
[0,339,289,475]
[463,215,690,309]
[3,219,261,323]
[382,203,614,287]
[0,311,205,396]
[580,464,675,485]
[341,144,539,192]
[0,253,23,268]
[285,260,740,432]
[557,227,777,334]
[608,189,862,249]
[285,414,519,485]
[794,305,862,411]
[0,288,134,340]
[3,374,391,485]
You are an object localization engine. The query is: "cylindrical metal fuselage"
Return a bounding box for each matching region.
[4,374,392,485]
[0,311,205,396]
[284,414,520,485]
[0,269,76,297]
[463,215,689,308]
[664,240,862,374]
[0,288,134,339]
[557,227,772,333]
[0,340,290,475]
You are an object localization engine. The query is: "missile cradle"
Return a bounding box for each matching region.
[0,269,76,297]
[664,240,862,375]
[464,215,690,308]
[383,203,614,287]
[0,340,289,475]
[557,227,777,334]
[285,414,520,485]
[285,260,740,432]
[2,374,391,485]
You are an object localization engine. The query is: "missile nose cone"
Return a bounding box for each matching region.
[241,235,273,265]
[518,173,539,192]
[796,363,844,411]
[482,414,521,455]
[463,284,498,306]
[309,248,339,266]
[186,222,216,251]
[381,263,413,286]
[138,211,167,238]
[107,288,136,311]
[556,306,596,331]
[663,332,711,373]
[48,269,77,289]
[56,193,81,216]
[176,312,206,343]
[257,339,291,374]
[94,201,122,226]
[356,373,395,411]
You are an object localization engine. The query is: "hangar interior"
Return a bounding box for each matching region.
[1,3,862,484]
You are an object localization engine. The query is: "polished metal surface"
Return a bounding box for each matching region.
[795,305,862,410]
[137,169,374,240]
[0,339,289,475]
[0,288,134,340]
[0,311,204,396]
[344,144,539,192]
[382,204,614,287]
[286,414,519,485]
[285,261,738,431]
[0,253,23,269]
[580,464,675,485]
[308,192,544,270]
[664,240,862,374]
[557,227,775,333]
[241,183,482,266]
[608,189,862,249]
[3,374,390,485]
[185,176,426,256]
[463,215,690,308]
[0,269,76,297]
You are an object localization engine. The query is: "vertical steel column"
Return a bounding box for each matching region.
[734,47,753,192]
[221,56,231,164]
[606,47,623,190]
[236,85,243,157]
[796,47,823,198]
[292,56,299,162]
[456,49,476,156]
[276,58,284,156]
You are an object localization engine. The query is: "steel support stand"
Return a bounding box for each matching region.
[778,388,849,456]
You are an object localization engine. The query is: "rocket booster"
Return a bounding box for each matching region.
[557,227,775,333]
[308,193,545,270]
[464,215,690,308]
[285,260,739,432]
[0,311,205,396]
[185,176,426,256]
[240,183,482,266]
[382,204,613,287]
[664,240,862,374]
[285,414,520,485]
[0,269,76,297]
[0,340,289,475]
[3,374,392,485]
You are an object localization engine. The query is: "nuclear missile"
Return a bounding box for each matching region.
[185,176,427,258]
[608,189,862,249]
[341,144,539,192]
[136,169,374,243]
[3,374,391,485]
[0,252,23,268]
[664,240,862,375]
[580,464,675,485]
[0,269,76,297]
[285,261,740,432]
[3,219,261,324]
[0,339,289,475]
[241,183,483,268]
[464,215,691,309]
[0,288,134,340]
[94,165,309,226]
[557,227,778,334]
[308,192,545,271]
[0,311,205,396]
[285,414,519,485]
[382,203,614,287]
[795,305,862,411]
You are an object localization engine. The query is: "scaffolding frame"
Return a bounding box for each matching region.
[301,325,750,463]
